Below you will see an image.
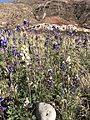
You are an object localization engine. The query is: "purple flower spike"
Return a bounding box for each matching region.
[11,46,16,56]
[23,19,29,27]
[7,30,11,36]
[5,37,9,44]
[0,97,4,103]
[0,106,7,111]
[16,24,21,32]
[0,47,2,51]
[47,79,54,85]
[60,63,66,71]
[1,29,5,36]
[53,43,59,50]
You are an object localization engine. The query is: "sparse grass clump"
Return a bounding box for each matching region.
[0,22,90,120]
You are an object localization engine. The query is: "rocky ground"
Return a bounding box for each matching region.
[0,0,90,29]
[0,2,38,28]
[17,0,90,29]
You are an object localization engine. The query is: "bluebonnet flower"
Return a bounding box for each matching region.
[4,37,9,44]
[23,19,29,27]
[1,29,5,36]
[44,37,50,46]
[0,97,7,111]
[11,46,20,57]
[75,38,80,47]
[79,70,85,77]
[11,46,16,56]
[74,31,79,36]
[0,37,8,51]
[72,75,80,88]
[47,79,54,85]
[81,33,88,48]
[0,98,4,103]
[7,30,11,36]
[53,43,59,50]
[8,63,15,73]
[16,24,21,32]
[60,63,66,71]
[0,38,3,49]
[0,106,7,111]
[75,38,79,44]
[0,37,3,43]
[12,38,16,45]
[66,28,74,36]
[52,26,60,33]
[83,35,88,47]
[0,47,2,51]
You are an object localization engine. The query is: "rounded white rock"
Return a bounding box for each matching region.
[36,102,56,120]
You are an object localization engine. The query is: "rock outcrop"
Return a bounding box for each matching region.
[17,0,90,29]
[0,0,90,29]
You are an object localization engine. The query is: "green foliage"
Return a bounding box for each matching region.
[0,24,90,120]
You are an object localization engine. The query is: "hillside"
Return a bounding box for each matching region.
[0,0,90,29]
[0,2,38,28]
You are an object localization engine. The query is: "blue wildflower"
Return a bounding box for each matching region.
[0,38,2,47]
[16,24,21,32]
[11,46,16,56]
[52,26,60,33]
[0,47,2,51]
[53,43,59,50]
[1,29,5,36]
[75,38,79,44]
[0,106,7,111]
[44,37,49,46]
[4,37,9,44]
[11,46,20,57]
[79,70,85,77]
[7,30,11,36]
[23,19,29,27]
[60,63,66,71]
[47,79,54,85]
[0,98,7,111]
[0,98,4,103]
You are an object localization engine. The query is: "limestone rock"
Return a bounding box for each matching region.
[36,102,56,120]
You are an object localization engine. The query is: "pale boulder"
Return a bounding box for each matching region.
[36,102,56,120]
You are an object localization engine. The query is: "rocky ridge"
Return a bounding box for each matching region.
[17,0,90,29]
[0,0,90,32]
